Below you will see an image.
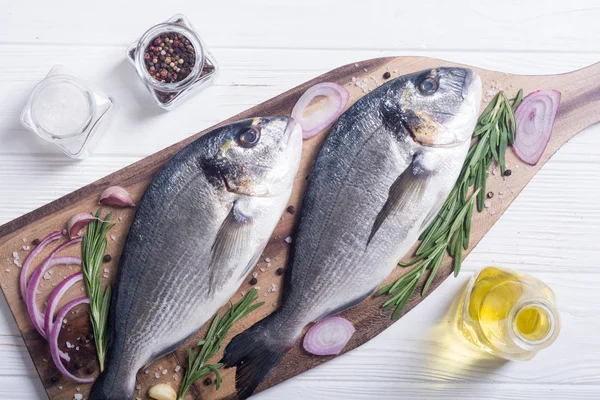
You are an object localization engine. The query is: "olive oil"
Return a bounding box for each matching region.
[457,266,560,361]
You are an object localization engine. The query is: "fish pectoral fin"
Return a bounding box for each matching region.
[367,163,432,245]
[209,200,253,291]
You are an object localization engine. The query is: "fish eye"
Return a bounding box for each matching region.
[419,77,438,95]
[237,128,261,148]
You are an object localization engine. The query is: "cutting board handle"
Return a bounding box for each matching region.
[549,61,600,142]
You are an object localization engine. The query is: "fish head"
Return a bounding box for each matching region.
[210,116,302,197]
[385,67,482,147]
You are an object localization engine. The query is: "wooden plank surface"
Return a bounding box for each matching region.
[2,1,600,399]
[1,54,599,399]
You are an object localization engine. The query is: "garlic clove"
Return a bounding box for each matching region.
[99,186,135,208]
[67,213,100,238]
[148,383,177,400]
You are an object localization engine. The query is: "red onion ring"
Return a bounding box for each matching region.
[20,231,61,300]
[45,272,83,341]
[513,89,561,165]
[26,238,82,339]
[49,297,94,383]
[303,316,356,356]
[291,82,349,139]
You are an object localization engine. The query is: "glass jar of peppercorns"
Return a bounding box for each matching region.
[127,14,218,110]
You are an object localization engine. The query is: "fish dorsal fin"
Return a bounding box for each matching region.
[208,199,254,292]
[367,162,432,245]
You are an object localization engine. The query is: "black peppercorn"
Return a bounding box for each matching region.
[204,377,213,386]
[383,71,391,79]
[103,254,112,263]
[276,268,285,276]
[486,191,494,199]
[249,277,258,285]
[32,238,40,246]
[504,169,512,177]
[286,205,296,214]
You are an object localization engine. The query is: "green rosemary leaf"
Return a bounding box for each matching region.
[177,289,263,400]
[81,209,114,372]
[453,229,464,278]
[422,248,445,295]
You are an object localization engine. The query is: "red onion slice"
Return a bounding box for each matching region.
[513,89,561,165]
[20,231,61,300]
[291,82,349,139]
[49,297,94,383]
[26,238,82,339]
[303,316,356,356]
[45,272,83,339]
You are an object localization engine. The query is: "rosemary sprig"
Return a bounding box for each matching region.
[377,89,524,319]
[177,289,264,400]
[81,209,115,372]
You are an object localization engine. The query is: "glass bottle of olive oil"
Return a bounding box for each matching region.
[457,266,560,361]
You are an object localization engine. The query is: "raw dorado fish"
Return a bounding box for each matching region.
[89,116,302,400]
[222,67,482,398]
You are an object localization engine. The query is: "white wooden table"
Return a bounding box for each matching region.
[1,1,600,398]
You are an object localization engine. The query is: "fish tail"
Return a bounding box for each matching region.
[222,313,294,399]
[88,363,135,400]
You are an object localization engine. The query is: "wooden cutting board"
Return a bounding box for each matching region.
[1,56,600,400]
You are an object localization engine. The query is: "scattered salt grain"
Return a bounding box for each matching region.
[363,68,368,72]
[266,263,272,268]
[62,229,67,235]
[489,209,496,215]
[284,236,292,244]
[260,268,265,272]
[22,245,30,251]
[104,268,109,273]
[252,272,258,279]
[175,365,181,372]
[118,216,123,221]
[162,369,168,375]
[43,271,52,280]
[66,341,75,349]
[351,77,357,82]
[264,257,270,263]
[76,387,81,392]
[144,369,149,374]
[5,269,9,273]
[254,286,260,290]
[12,252,19,259]
[354,63,359,67]
[23,237,28,242]
[110,235,116,241]
[136,384,141,390]
[484,200,492,208]
[58,386,63,390]
[173,374,178,380]
[75,346,79,351]
[13,259,21,267]
[155,373,160,379]
[74,394,83,400]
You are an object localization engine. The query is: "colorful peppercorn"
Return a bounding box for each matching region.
[144,31,196,84]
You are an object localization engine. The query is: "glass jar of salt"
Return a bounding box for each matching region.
[20,65,116,159]
[127,14,218,110]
